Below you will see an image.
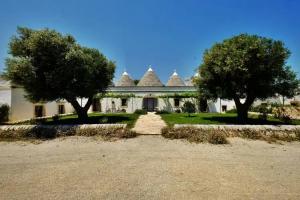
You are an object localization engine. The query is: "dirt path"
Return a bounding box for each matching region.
[132,112,166,134]
[0,137,300,199]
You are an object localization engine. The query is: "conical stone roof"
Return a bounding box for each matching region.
[116,71,135,86]
[137,67,163,86]
[166,71,185,86]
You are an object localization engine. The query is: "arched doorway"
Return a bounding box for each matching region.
[143,98,158,112]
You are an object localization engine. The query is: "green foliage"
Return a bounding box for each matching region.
[0,104,10,123]
[4,27,115,121]
[134,109,147,115]
[156,110,171,114]
[182,101,196,115]
[159,92,198,98]
[52,114,60,122]
[197,34,299,122]
[226,108,237,113]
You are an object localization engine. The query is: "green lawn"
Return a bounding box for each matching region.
[34,113,140,128]
[160,113,300,126]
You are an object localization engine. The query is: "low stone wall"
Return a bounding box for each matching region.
[174,124,300,131]
[0,124,127,130]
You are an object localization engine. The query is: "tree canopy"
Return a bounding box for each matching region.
[5,27,115,120]
[196,34,299,123]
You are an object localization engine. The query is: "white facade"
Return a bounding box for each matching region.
[10,88,74,122]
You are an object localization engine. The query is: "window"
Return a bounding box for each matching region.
[34,105,45,118]
[174,98,180,107]
[121,98,128,107]
[58,104,65,114]
[222,105,227,112]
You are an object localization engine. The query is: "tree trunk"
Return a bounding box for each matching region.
[233,96,255,124]
[67,96,93,122]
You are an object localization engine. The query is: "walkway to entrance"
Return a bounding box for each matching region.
[132,112,166,135]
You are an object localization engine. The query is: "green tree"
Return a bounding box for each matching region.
[197,34,299,123]
[4,27,115,121]
[182,101,196,117]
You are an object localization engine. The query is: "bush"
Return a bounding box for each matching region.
[162,126,300,144]
[250,103,272,114]
[290,100,300,107]
[0,104,10,123]
[226,108,237,113]
[161,127,229,144]
[207,131,228,144]
[0,126,137,141]
[258,104,269,121]
[182,101,196,116]
[134,109,147,114]
[175,109,181,113]
[156,110,170,114]
[52,114,60,122]
[273,107,292,124]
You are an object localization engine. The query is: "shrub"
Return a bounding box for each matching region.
[121,109,126,113]
[99,117,109,123]
[273,107,293,124]
[0,126,137,141]
[162,126,299,144]
[156,110,170,114]
[175,109,181,113]
[250,103,272,114]
[0,104,10,123]
[226,108,237,113]
[207,131,228,144]
[258,104,268,121]
[161,127,228,144]
[290,100,300,107]
[134,109,147,115]
[182,101,196,116]
[52,114,60,122]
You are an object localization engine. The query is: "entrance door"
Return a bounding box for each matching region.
[143,98,157,112]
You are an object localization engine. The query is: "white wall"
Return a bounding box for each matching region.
[10,88,74,122]
[0,89,11,106]
[208,98,236,113]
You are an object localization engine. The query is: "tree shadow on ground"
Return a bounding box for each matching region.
[44,115,132,125]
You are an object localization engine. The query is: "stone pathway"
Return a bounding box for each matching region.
[132,112,166,135]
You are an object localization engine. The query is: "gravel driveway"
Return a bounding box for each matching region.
[0,136,300,200]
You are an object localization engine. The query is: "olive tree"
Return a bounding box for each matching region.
[5,27,115,121]
[197,34,299,123]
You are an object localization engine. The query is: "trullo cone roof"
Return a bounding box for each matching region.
[137,67,163,86]
[166,71,185,86]
[116,71,135,86]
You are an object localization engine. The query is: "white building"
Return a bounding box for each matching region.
[1,67,237,122]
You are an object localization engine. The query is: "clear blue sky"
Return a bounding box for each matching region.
[0,0,299,83]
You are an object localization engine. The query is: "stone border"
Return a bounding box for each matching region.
[174,124,300,131]
[0,124,127,130]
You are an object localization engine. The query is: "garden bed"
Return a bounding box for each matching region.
[162,125,300,144]
[0,124,136,142]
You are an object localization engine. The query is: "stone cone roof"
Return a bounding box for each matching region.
[166,71,185,86]
[116,72,135,86]
[137,67,163,86]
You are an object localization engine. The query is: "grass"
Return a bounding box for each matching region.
[16,113,140,128]
[159,113,300,126]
